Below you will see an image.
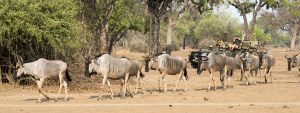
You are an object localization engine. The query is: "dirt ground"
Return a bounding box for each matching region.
[1,48,300,113]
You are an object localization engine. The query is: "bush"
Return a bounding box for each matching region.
[128,38,147,52]
[198,39,216,49]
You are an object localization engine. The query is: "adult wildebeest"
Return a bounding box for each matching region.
[85,54,133,100]
[258,51,276,83]
[243,52,260,85]
[145,54,188,93]
[285,54,300,72]
[205,51,227,91]
[16,57,72,103]
[120,57,145,94]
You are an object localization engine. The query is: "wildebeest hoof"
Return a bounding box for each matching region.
[130,94,134,98]
[222,87,226,91]
[246,82,250,85]
[121,97,126,99]
[36,100,42,103]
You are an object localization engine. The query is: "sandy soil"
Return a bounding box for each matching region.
[1,48,300,113]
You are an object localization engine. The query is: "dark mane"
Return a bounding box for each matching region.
[120,56,129,59]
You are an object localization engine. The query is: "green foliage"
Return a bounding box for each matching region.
[251,25,272,42]
[0,0,83,63]
[174,9,242,46]
[109,0,148,33]
[194,11,225,40]
[282,0,300,17]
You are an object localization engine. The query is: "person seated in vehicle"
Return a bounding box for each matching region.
[216,40,225,49]
[208,45,213,50]
[229,36,241,50]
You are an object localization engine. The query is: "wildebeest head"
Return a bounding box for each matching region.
[285,55,297,71]
[86,59,98,77]
[84,55,98,77]
[244,52,259,70]
[194,53,208,74]
[142,55,151,72]
[149,58,158,70]
[257,50,268,68]
[143,53,162,72]
[196,56,209,75]
[16,56,24,78]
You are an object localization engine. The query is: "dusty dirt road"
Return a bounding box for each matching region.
[1,48,300,113]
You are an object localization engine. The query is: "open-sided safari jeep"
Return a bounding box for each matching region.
[188,49,211,68]
[241,41,259,49]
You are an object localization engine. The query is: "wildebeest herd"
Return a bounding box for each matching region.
[5,48,300,103]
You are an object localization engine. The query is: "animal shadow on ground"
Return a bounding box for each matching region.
[194,86,229,91]
[285,81,300,84]
[146,88,186,94]
[89,93,133,100]
[23,97,74,103]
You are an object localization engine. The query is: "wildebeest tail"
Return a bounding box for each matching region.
[65,69,72,82]
[140,71,145,78]
[184,67,188,80]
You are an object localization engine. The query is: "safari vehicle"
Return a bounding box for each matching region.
[188,40,261,69]
[188,49,211,68]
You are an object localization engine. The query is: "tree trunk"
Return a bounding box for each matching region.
[183,36,186,49]
[149,15,161,55]
[166,14,174,55]
[290,25,298,49]
[99,23,110,54]
[0,67,2,85]
[107,37,114,55]
[241,13,250,41]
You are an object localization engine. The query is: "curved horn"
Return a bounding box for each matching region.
[16,55,23,64]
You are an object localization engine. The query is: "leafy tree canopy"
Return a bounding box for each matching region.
[0,0,83,63]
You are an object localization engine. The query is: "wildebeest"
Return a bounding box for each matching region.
[146,54,188,93]
[121,57,145,94]
[196,56,209,75]
[258,51,276,83]
[85,54,132,100]
[205,51,227,91]
[222,56,236,87]
[16,57,72,103]
[243,52,260,85]
[285,54,300,72]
